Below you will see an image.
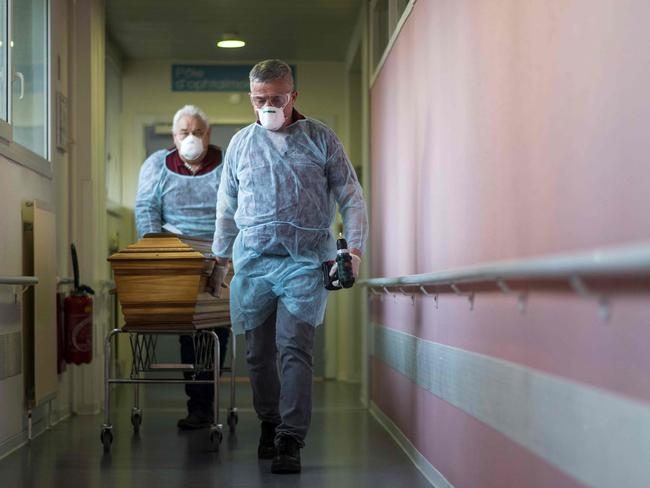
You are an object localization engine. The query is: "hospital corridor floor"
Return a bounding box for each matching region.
[0,381,431,487]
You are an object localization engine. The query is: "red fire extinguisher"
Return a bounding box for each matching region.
[64,244,95,365]
[56,292,66,374]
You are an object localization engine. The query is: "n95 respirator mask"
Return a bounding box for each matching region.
[258,106,286,131]
[179,135,204,161]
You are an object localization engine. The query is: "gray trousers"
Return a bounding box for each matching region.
[245,300,315,447]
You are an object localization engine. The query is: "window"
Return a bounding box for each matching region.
[0,0,50,173]
[12,0,48,159]
[370,0,415,83]
[0,0,7,123]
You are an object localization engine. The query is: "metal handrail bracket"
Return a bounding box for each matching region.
[0,276,39,303]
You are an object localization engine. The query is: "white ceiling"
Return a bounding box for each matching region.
[106,0,363,61]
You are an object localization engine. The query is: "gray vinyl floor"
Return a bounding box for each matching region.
[0,380,432,487]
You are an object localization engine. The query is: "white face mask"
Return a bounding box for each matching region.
[258,106,286,131]
[179,134,204,161]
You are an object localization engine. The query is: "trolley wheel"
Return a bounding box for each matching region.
[131,409,142,434]
[100,429,113,453]
[209,428,223,452]
[227,411,238,432]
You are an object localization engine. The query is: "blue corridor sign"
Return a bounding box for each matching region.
[172,64,297,92]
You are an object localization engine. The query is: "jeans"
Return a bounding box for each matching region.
[179,327,230,415]
[245,300,315,447]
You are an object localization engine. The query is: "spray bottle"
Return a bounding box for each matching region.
[322,233,355,290]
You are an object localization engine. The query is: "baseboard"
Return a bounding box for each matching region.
[0,415,48,462]
[51,411,71,427]
[369,401,454,488]
[73,405,101,415]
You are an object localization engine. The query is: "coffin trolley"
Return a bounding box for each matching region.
[101,234,237,453]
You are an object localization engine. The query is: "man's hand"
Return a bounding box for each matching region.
[328,253,361,287]
[208,258,230,298]
[350,253,361,278]
[214,256,230,267]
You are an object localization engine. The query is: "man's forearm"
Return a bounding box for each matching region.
[135,206,162,239]
[212,188,239,258]
[341,203,368,255]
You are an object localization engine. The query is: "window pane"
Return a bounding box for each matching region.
[12,0,48,158]
[0,0,7,121]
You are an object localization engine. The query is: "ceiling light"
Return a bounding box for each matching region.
[217,34,245,49]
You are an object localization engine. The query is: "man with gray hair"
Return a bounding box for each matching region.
[135,104,230,430]
[212,59,368,473]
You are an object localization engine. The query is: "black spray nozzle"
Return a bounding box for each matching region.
[71,243,80,290]
[336,233,348,251]
[70,243,95,296]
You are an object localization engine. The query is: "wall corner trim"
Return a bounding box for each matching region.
[370,0,418,88]
[370,401,454,488]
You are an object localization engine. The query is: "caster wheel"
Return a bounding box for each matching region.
[100,429,113,453]
[131,410,142,434]
[209,429,223,452]
[227,411,238,432]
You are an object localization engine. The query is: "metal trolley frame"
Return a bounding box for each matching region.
[100,326,238,453]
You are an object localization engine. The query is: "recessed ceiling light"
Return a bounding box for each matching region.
[217,34,245,49]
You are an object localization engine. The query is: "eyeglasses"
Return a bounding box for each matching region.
[249,92,292,109]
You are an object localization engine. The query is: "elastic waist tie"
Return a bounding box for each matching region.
[245,221,330,233]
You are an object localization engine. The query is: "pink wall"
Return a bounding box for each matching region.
[370,1,650,486]
[372,359,584,488]
[371,0,650,278]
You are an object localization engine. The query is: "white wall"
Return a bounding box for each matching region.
[66,0,110,416]
[324,4,372,385]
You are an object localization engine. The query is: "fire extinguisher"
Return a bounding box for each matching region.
[64,244,95,365]
[56,292,66,374]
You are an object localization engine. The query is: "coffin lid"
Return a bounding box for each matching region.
[108,233,212,261]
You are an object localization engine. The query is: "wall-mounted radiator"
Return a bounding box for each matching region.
[22,200,58,408]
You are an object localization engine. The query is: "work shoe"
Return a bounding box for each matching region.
[271,435,301,474]
[258,421,279,459]
[177,410,213,430]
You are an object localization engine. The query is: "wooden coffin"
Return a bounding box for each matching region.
[108,233,231,331]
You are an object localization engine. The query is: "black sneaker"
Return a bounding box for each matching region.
[258,421,279,459]
[177,410,213,430]
[271,435,301,474]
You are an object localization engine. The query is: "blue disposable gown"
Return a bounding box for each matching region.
[135,148,223,238]
[212,118,368,333]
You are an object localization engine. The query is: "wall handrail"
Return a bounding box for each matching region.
[57,276,74,287]
[362,242,650,288]
[362,242,650,320]
[0,276,39,286]
[0,276,39,303]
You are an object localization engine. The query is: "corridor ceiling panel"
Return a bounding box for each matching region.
[106,0,363,61]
